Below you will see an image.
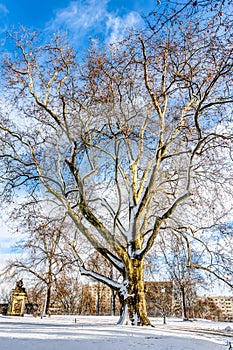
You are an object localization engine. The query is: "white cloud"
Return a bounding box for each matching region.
[106,11,142,44]
[51,0,108,30]
[47,0,143,45]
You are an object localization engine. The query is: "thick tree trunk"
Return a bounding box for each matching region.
[117,258,152,326]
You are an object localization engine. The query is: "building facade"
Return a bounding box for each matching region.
[195,295,233,321]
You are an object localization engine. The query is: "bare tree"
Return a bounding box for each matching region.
[52,273,82,314]
[161,235,200,320]
[2,205,74,315]
[0,1,232,325]
[146,232,203,320]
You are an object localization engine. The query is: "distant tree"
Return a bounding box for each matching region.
[0,0,232,326]
[52,273,82,314]
[159,232,205,320]
[0,287,11,303]
[145,281,173,324]
[26,282,45,314]
[2,205,73,315]
[26,268,83,315]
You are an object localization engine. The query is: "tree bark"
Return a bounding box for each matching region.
[45,283,51,315]
[181,286,188,320]
[118,258,152,326]
[110,289,116,316]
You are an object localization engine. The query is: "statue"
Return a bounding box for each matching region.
[8,279,27,317]
[15,279,26,293]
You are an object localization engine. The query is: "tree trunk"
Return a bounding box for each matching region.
[96,281,100,315]
[181,286,188,320]
[45,283,51,315]
[117,258,152,326]
[110,289,116,316]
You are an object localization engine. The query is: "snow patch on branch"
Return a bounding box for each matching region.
[106,252,124,271]
[79,266,121,290]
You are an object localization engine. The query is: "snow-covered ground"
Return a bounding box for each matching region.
[0,314,232,350]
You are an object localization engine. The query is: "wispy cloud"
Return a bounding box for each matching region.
[51,0,108,31]
[0,3,9,16]
[106,11,142,44]
[47,0,143,45]
[0,3,9,34]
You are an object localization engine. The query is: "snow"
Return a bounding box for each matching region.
[0,315,232,350]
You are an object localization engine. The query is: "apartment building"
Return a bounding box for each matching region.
[195,295,233,321]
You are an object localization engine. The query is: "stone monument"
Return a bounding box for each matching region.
[8,279,27,316]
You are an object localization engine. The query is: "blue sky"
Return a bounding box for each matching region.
[0,0,155,48]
